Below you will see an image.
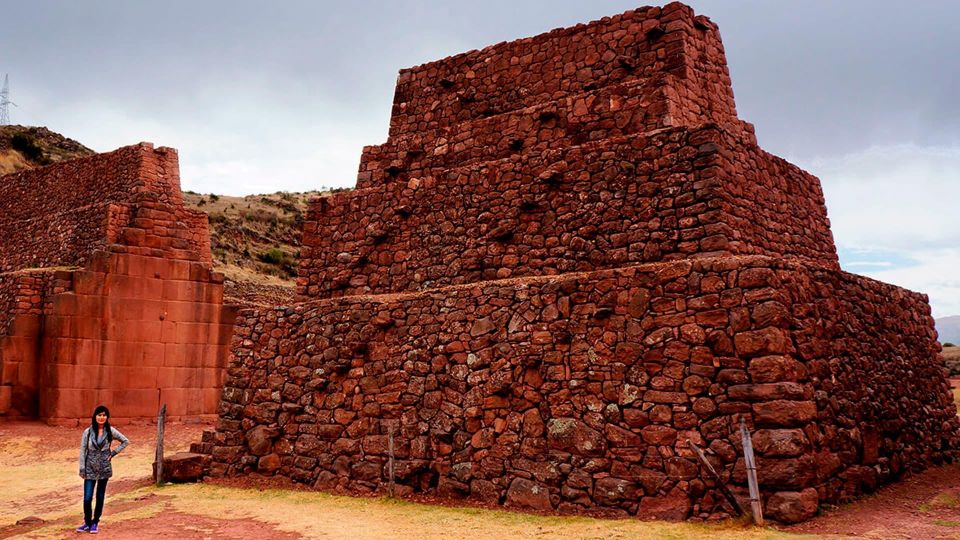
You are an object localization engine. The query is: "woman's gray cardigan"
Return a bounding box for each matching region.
[79,427,129,480]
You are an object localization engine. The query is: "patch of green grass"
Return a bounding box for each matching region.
[934,519,960,527]
[920,492,960,512]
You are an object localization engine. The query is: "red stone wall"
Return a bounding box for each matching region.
[712,136,838,266]
[199,0,956,524]
[358,75,683,189]
[0,143,211,272]
[385,3,738,140]
[0,144,144,226]
[789,269,959,506]
[206,256,959,520]
[0,269,70,415]
[36,251,235,423]
[357,2,754,191]
[300,126,836,299]
[0,143,227,422]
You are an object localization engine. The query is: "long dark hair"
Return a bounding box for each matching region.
[90,405,113,444]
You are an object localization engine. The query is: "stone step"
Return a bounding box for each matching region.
[385,3,716,139]
[358,77,675,189]
[300,125,734,299]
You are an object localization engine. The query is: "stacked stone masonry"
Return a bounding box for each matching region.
[300,126,837,299]
[204,1,959,523]
[0,144,235,422]
[211,257,957,522]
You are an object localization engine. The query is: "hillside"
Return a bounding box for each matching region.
[181,190,322,287]
[0,125,94,174]
[937,316,960,345]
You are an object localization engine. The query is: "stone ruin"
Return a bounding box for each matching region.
[195,1,960,523]
[0,0,939,523]
[0,144,236,423]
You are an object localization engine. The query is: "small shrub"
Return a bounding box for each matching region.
[258,248,286,265]
[945,342,956,348]
[11,133,49,164]
[209,193,220,202]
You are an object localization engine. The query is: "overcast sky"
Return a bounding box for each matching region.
[2,1,959,317]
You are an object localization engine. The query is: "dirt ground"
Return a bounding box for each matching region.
[2,421,960,539]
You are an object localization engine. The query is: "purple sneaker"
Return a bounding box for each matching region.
[76,524,90,533]
[89,523,98,534]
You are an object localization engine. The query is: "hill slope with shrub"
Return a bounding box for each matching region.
[181,190,322,286]
[0,125,94,174]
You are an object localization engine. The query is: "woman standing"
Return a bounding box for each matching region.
[76,405,129,534]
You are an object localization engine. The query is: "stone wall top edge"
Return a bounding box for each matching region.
[829,267,931,303]
[259,255,848,316]
[396,2,704,76]
[0,266,77,278]
[0,141,157,183]
[312,121,770,210]
[271,259,920,318]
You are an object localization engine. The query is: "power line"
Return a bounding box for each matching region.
[0,74,16,126]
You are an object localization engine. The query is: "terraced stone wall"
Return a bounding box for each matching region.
[202,0,957,524]
[300,126,836,299]
[384,3,739,141]
[793,269,960,506]
[209,256,959,521]
[0,144,229,421]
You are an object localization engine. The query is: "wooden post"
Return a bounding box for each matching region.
[686,440,744,516]
[740,417,764,526]
[155,404,166,487]
[387,424,396,497]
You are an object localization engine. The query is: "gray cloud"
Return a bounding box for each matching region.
[3,1,959,313]
[5,1,958,165]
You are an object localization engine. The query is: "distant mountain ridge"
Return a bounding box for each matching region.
[937,316,960,345]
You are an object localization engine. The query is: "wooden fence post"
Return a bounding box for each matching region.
[687,439,744,516]
[155,404,166,487]
[388,423,396,497]
[740,417,764,526]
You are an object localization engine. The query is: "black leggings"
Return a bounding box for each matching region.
[83,478,109,525]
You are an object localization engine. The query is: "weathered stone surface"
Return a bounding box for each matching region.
[753,429,809,457]
[505,477,553,511]
[728,383,805,401]
[752,401,818,427]
[255,453,280,473]
[594,477,639,505]
[160,452,210,483]
[748,356,807,383]
[766,488,819,524]
[246,425,280,456]
[638,488,691,520]
[547,418,605,456]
